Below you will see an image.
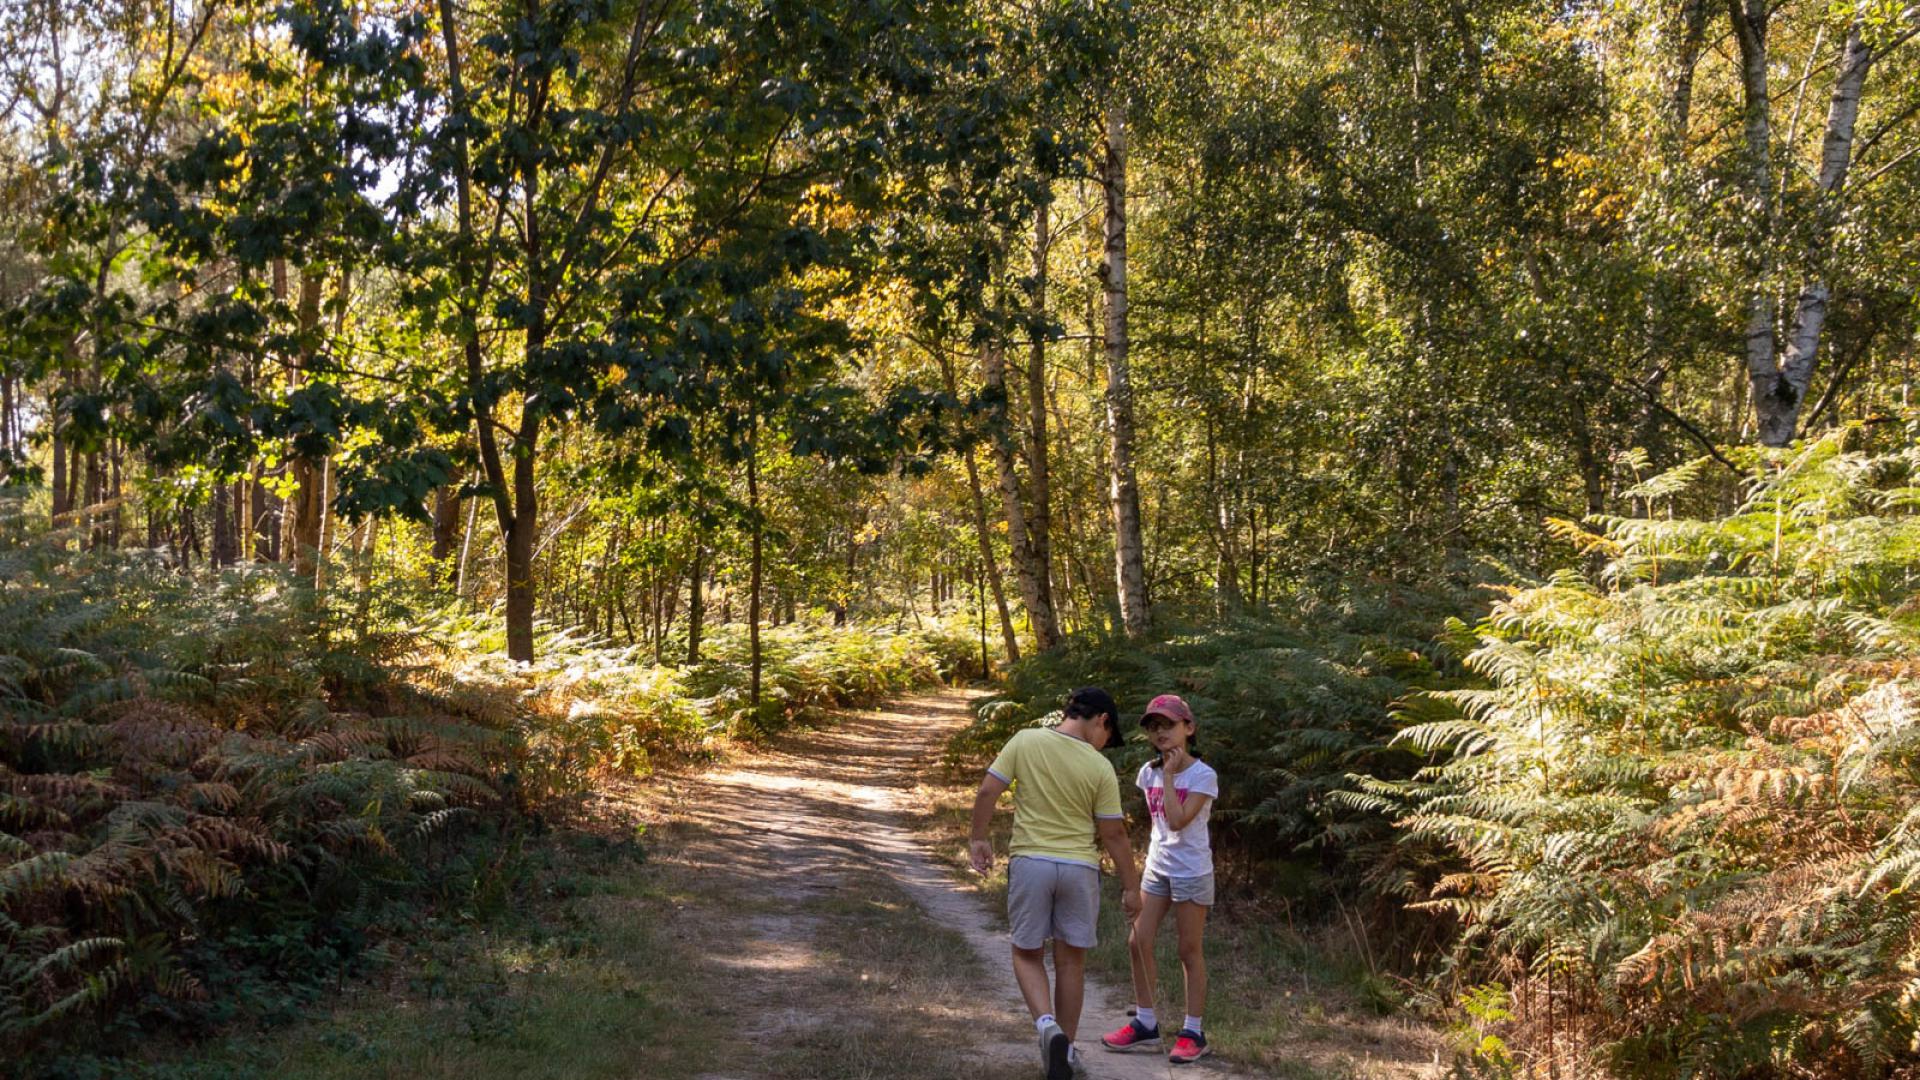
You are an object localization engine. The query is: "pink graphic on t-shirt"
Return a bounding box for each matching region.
[1144,783,1186,824]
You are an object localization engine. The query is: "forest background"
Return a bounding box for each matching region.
[4,0,1920,1075]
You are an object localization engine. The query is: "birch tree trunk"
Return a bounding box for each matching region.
[1733,10,1882,447]
[1101,101,1150,639]
[981,332,1061,651]
[1771,20,1875,441]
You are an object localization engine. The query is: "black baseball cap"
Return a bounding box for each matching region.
[1064,686,1123,744]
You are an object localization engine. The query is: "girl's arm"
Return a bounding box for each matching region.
[1164,790,1212,832]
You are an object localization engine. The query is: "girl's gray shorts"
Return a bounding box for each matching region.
[1007,856,1100,949]
[1142,868,1215,906]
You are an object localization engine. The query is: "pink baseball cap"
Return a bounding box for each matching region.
[1141,694,1194,726]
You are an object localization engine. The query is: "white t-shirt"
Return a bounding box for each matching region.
[1137,758,1219,878]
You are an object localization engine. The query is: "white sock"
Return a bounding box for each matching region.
[1135,1005,1157,1030]
[1036,1014,1055,1034]
[1184,1015,1204,1035]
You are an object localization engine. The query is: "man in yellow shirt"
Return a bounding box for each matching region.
[969,687,1141,1080]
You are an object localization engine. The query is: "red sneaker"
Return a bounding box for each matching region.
[1100,1018,1160,1052]
[1170,1029,1210,1064]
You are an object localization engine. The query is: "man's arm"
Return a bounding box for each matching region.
[1097,816,1141,916]
[968,772,1010,874]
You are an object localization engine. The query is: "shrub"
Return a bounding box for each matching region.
[420,609,959,786]
[0,512,513,1062]
[1360,430,1920,1076]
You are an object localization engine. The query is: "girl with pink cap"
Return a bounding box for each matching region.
[1101,693,1219,1064]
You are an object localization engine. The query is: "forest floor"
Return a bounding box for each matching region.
[155,690,1442,1079]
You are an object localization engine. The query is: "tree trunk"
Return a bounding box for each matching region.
[1767,21,1874,446]
[0,374,12,462]
[982,332,1061,652]
[285,267,328,576]
[1101,101,1150,639]
[439,0,535,662]
[501,430,538,663]
[353,516,379,636]
[456,478,479,599]
[1571,399,1607,517]
[49,400,68,524]
[1205,413,1240,614]
[747,418,763,716]
[147,459,166,551]
[103,440,120,548]
[431,481,462,584]
[1024,197,1059,640]
[211,480,236,567]
[833,526,853,626]
[1666,0,1711,141]
[1728,0,1792,445]
[687,537,706,663]
[936,350,1020,662]
[314,457,335,596]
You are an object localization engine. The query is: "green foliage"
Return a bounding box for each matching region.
[426,610,962,786]
[0,507,518,1063]
[1372,430,1920,1077]
[952,596,1454,901]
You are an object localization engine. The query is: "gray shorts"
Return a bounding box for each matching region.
[1142,868,1215,906]
[1007,856,1100,949]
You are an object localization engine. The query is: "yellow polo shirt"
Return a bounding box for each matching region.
[987,727,1123,868]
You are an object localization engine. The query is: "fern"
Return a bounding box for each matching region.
[0,500,511,1060]
[1375,429,1920,1076]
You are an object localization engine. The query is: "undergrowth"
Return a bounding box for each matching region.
[1355,428,1920,1076]
[426,612,972,791]
[2,503,961,1070]
[0,516,519,1068]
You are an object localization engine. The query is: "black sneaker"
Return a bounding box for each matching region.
[1038,1019,1072,1080]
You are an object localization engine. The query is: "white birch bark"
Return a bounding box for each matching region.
[1773,20,1874,442]
[1102,101,1149,639]
[1736,9,1882,446]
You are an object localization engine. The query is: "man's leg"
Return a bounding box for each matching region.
[1012,944,1054,1019]
[1051,941,1086,1040]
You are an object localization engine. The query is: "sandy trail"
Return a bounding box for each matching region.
[647,689,1273,1079]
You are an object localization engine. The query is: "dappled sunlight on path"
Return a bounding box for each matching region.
[636,690,1296,1080]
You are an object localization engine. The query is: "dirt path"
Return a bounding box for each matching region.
[636,689,1280,1080]
[147,689,1434,1080]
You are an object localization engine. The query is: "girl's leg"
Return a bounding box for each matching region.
[1128,891,1172,1014]
[1173,899,1209,1024]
